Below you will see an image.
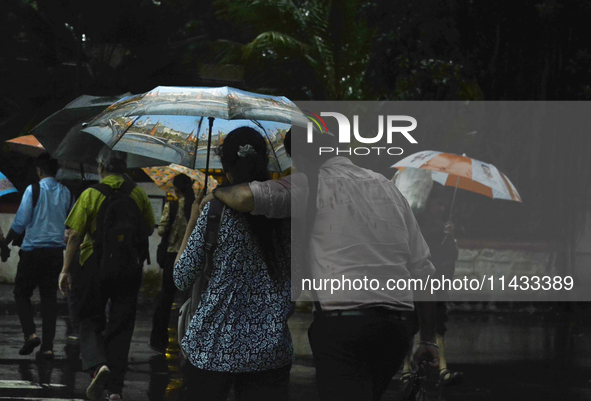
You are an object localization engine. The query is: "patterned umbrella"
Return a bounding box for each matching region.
[392,150,522,202]
[142,164,217,195]
[0,172,18,198]
[81,86,303,190]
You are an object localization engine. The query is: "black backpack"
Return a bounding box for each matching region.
[92,180,146,270]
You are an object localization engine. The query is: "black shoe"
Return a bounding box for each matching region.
[36,350,54,360]
[19,336,41,355]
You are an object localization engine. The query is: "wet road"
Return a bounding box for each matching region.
[1,307,591,400]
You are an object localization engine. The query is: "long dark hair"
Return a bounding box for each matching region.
[172,173,195,221]
[218,127,289,283]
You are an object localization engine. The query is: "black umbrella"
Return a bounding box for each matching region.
[30,93,169,168]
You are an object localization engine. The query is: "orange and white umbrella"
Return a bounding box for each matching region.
[142,164,217,195]
[5,135,46,157]
[392,150,521,202]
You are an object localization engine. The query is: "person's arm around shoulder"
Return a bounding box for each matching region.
[199,174,306,219]
[199,184,254,214]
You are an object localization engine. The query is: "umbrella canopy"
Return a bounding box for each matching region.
[5,135,46,157]
[80,86,305,176]
[25,93,168,168]
[392,150,522,202]
[31,93,131,155]
[142,164,218,195]
[0,171,18,198]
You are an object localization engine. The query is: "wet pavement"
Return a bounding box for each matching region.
[1,303,591,400]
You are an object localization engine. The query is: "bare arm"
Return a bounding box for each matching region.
[199,184,254,214]
[3,228,21,247]
[412,288,440,372]
[59,229,84,294]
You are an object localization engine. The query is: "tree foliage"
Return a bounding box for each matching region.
[2,0,591,248]
[213,0,375,99]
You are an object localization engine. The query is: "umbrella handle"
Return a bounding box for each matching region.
[79,163,87,182]
[204,117,215,193]
[442,174,460,245]
[446,153,466,223]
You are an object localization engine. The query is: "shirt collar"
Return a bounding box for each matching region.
[321,156,353,168]
[39,177,57,184]
[99,174,125,187]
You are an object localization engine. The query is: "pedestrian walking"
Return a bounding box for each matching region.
[149,173,195,353]
[175,127,293,401]
[59,146,154,400]
[200,129,440,401]
[3,153,74,360]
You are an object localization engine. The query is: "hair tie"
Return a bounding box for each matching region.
[237,144,257,158]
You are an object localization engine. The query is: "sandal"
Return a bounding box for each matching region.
[439,368,463,387]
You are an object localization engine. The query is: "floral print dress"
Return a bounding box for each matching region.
[174,202,293,372]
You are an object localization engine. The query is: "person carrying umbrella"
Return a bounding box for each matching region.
[398,183,463,388]
[174,127,293,401]
[198,130,440,401]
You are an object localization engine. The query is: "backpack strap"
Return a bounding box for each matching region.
[68,188,75,210]
[91,183,115,199]
[204,199,224,254]
[31,182,40,209]
[11,182,41,248]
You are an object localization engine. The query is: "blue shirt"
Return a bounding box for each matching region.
[174,203,293,372]
[11,178,73,251]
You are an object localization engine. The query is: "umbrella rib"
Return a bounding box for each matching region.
[251,119,281,172]
[191,117,205,171]
[109,115,141,149]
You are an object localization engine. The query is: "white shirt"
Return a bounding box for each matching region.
[250,157,434,311]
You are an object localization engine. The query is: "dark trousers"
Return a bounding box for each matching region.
[181,362,291,401]
[308,314,413,401]
[75,253,142,394]
[150,251,177,349]
[13,248,63,352]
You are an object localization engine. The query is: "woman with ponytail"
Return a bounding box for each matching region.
[150,173,194,353]
[174,127,292,400]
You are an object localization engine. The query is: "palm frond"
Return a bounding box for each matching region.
[242,31,310,60]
